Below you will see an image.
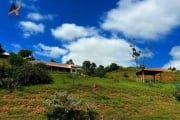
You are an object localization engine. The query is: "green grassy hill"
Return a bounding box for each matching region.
[0,71,180,120]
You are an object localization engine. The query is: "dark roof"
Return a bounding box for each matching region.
[136,68,171,75]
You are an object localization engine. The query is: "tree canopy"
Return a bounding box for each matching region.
[66,59,74,65]
[18,49,32,58]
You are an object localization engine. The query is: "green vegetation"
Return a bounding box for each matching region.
[0,71,180,120]
[45,91,98,120]
[0,56,52,89]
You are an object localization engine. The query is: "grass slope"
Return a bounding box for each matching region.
[0,71,180,120]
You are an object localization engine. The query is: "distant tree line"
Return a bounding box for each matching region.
[80,60,122,77]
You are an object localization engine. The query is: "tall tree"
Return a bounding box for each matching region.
[89,62,97,75]
[82,60,91,75]
[66,59,74,65]
[18,49,32,58]
[130,45,141,72]
[106,63,119,72]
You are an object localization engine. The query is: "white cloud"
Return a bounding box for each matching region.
[142,48,153,58]
[62,36,135,66]
[10,43,22,53]
[163,46,180,70]
[22,2,39,11]
[19,21,45,38]
[11,43,21,49]
[27,12,54,21]
[34,43,67,58]
[27,13,43,21]
[51,23,97,41]
[102,0,180,40]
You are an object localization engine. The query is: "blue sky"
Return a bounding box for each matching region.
[0,0,180,69]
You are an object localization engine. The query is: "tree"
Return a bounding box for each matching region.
[50,59,56,62]
[8,53,25,67]
[18,49,32,58]
[95,65,106,77]
[130,45,141,71]
[89,62,97,76]
[82,60,91,75]
[0,43,5,54]
[66,59,74,65]
[81,61,97,76]
[106,63,119,72]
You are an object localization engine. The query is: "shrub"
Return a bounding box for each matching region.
[123,72,129,78]
[0,66,20,89]
[0,78,20,89]
[45,91,98,120]
[174,87,180,101]
[8,53,26,67]
[0,65,8,78]
[15,63,53,86]
[0,63,53,89]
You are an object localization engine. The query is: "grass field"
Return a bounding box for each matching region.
[0,71,180,120]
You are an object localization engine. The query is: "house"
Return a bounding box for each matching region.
[29,60,81,73]
[0,52,9,58]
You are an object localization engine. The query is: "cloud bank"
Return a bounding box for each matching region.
[51,23,97,41]
[62,36,134,66]
[34,43,67,58]
[33,0,180,68]
[19,21,45,38]
[102,0,180,40]
[164,46,180,70]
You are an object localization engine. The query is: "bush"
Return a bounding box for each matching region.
[0,78,20,89]
[0,65,8,78]
[174,88,180,101]
[15,63,53,86]
[45,91,98,120]
[123,72,129,78]
[8,53,26,67]
[0,63,53,89]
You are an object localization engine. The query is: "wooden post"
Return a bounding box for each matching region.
[142,70,144,83]
[153,75,155,83]
[160,73,162,81]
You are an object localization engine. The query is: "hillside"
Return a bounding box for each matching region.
[0,71,180,120]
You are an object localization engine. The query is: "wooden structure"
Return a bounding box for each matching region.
[136,68,171,82]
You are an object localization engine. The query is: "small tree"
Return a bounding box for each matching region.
[8,53,26,67]
[95,65,106,78]
[81,60,91,75]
